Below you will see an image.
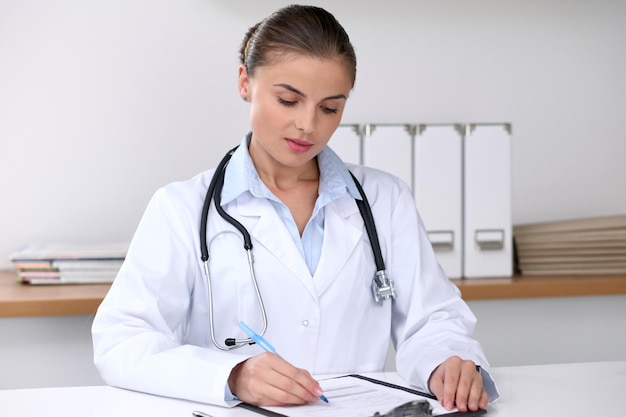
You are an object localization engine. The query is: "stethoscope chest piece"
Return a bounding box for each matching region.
[372,269,396,304]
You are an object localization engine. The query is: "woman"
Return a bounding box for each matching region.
[92,5,497,412]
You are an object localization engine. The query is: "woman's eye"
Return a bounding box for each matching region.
[277,97,296,107]
[277,97,338,115]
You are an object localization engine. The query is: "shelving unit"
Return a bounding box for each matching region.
[0,270,109,318]
[451,274,626,300]
[1,270,626,318]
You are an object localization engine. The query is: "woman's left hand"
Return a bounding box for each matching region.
[428,356,489,412]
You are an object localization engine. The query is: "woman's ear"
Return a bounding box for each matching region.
[238,65,250,101]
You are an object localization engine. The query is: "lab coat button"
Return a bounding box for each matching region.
[301,320,309,326]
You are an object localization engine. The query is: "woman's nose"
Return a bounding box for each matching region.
[295,108,316,134]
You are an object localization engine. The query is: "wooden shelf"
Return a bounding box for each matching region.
[0,270,110,318]
[2,270,626,318]
[452,274,626,300]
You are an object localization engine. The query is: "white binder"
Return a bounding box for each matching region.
[413,125,463,278]
[330,124,362,165]
[463,124,513,278]
[362,124,413,190]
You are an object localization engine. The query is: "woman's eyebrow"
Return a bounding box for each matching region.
[274,83,347,101]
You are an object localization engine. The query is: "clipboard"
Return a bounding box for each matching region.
[234,374,487,417]
[345,374,437,400]
[237,402,288,417]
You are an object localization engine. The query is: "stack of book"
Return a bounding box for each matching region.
[513,215,626,275]
[9,242,128,284]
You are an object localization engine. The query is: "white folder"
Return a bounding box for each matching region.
[362,124,413,190]
[463,124,513,278]
[413,125,463,278]
[330,124,362,165]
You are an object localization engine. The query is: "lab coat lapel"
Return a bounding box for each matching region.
[237,195,316,294]
[312,196,362,294]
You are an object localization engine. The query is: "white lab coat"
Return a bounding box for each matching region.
[92,161,496,406]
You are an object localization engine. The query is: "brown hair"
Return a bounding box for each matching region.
[239,5,357,87]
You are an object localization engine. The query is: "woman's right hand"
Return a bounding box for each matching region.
[227,352,323,406]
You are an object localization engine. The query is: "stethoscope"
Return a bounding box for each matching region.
[199,145,396,351]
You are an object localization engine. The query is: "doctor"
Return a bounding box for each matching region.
[92,4,497,413]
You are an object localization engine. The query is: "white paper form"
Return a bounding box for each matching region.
[259,376,450,417]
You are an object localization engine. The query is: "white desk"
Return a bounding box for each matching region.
[1,361,623,417]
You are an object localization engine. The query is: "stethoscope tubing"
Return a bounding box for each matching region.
[200,145,267,350]
[204,230,267,350]
[200,145,239,262]
[349,171,386,273]
[200,145,394,351]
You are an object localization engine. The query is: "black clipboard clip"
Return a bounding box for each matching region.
[372,400,433,417]
[372,399,488,417]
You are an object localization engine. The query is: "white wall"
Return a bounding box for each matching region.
[1,0,625,268]
[469,295,626,367]
[0,315,102,389]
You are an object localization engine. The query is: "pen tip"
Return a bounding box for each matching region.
[319,394,329,403]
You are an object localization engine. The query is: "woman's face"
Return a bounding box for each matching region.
[238,54,352,174]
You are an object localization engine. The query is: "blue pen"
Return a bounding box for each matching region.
[238,321,329,403]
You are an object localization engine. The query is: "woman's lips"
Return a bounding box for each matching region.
[285,138,313,153]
